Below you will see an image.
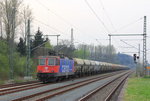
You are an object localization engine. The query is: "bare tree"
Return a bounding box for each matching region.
[76,43,118,63]
[0,0,23,79]
[20,5,33,44]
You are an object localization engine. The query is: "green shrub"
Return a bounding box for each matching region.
[0,41,9,80]
[0,40,37,81]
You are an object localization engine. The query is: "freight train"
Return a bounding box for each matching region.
[37,56,128,83]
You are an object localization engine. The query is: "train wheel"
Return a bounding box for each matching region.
[43,80,48,84]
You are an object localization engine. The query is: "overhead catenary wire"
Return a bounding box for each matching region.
[119,39,143,41]
[120,40,143,52]
[35,0,91,39]
[84,0,111,34]
[34,19,64,34]
[35,0,74,27]
[98,0,117,32]
[120,40,150,54]
[113,17,143,33]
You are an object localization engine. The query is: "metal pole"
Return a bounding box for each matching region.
[57,36,59,46]
[84,45,85,59]
[56,35,60,55]
[9,7,16,80]
[28,20,31,77]
[71,28,74,47]
[109,34,111,62]
[138,44,140,59]
[109,35,111,53]
[56,35,59,55]
[26,19,30,77]
[136,44,141,77]
[109,35,111,47]
[95,45,96,60]
[138,44,140,76]
[143,16,147,76]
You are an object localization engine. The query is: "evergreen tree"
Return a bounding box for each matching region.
[33,28,45,48]
[31,28,51,56]
[17,37,26,56]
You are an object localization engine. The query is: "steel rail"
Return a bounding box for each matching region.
[12,71,128,101]
[78,71,132,101]
[104,72,132,101]
[0,82,42,92]
[0,81,39,88]
[36,71,130,101]
[0,71,125,97]
[0,83,46,96]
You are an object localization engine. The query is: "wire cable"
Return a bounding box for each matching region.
[34,19,64,34]
[84,0,111,34]
[98,0,117,32]
[120,40,143,52]
[113,17,143,33]
[35,0,90,37]
[35,0,73,27]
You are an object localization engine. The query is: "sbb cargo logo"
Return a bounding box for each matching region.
[45,67,48,70]
[61,65,70,72]
[43,67,49,72]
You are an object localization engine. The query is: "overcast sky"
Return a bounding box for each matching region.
[24,0,150,62]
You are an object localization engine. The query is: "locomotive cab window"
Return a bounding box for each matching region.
[56,58,60,65]
[48,58,55,66]
[39,59,46,65]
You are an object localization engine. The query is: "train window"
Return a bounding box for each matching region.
[66,60,69,65]
[61,59,65,65]
[56,59,60,65]
[48,58,55,66]
[70,60,72,65]
[39,59,46,65]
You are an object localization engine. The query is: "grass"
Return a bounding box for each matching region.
[124,76,150,101]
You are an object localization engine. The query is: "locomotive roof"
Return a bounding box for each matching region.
[38,56,60,58]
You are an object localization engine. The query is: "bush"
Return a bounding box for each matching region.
[14,53,26,77]
[0,40,37,81]
[0,41,9,80]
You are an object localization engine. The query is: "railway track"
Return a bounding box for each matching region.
[0,81,39,89]
[0,71,126,97]
[12,70,129,101]
[78,71,132,101]
[0,82,44,96]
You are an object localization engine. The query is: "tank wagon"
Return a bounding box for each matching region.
[37,56,128,83]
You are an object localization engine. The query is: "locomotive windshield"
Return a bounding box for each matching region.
[48,58,55,66]
[48,58,59,66]
[39,59,46,65]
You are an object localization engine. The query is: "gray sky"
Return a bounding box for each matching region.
[24,0,150,62]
